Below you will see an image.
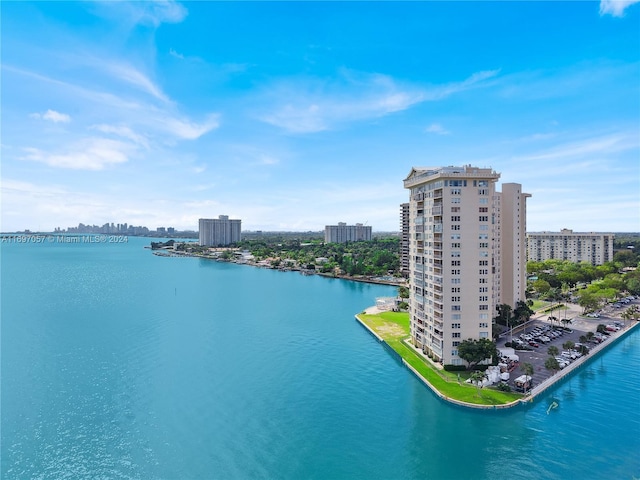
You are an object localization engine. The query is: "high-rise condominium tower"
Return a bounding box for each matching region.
[199,215,242,246]
[403,166,530,366]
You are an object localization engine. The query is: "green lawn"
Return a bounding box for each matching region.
[357,311,522,406]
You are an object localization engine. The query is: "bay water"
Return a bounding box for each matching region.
[2,237,639,479]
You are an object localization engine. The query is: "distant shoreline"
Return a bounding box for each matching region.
[152,248,408,288]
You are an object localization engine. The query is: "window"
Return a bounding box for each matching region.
[479,332,489,338]
[451,269,460,275]
[452,305,461,311]
[451,260,460,266]
[478,189,488,195]
[451,287,460,293]
[479,260,488,266]
[479,287,488,292]
[479,305,489,311]
[479,296,488,302]
[479,198,488,205]
[451,297,460,302]
[479,216,489,222]
[479,322,488,328]
[479,278,487,284]
[452,314,461,320]
[479,234,488,240]
[479,242,489,248]
[451,225,461,230]
[480,251,488,257]
[451,207,460,213]
[448,180,466,187]
[451,216,460,222]
[478,180,488,187]
[451,251,461,257]
[452,341,460,347]
[452,198,461,204]
[451,323,461,329]
[452,278,461,284]
[479,269,488,275]
[479,207,488,213]
[451,350,458,356]
[452,332,461,338]
[480,314,489,320]
[451,188,461,194]
[451,234,461,240]
[451,242,461,248]
[480,225,489,231]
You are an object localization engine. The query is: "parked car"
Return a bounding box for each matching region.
[528,341,539,348]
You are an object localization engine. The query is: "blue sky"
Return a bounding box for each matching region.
[2,1,639,233]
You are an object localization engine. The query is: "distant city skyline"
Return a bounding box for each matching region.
[2,2,639,233]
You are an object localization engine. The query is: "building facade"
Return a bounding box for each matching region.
[199,215,242,246]
[400,203,410,277]
[526,229,614,265]
[403,165,530,366]
[324,222,372,244]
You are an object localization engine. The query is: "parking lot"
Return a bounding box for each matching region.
[496,298,637,391]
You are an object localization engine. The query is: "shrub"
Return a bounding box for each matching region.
[496,382,512,392]
[443,364,467,372]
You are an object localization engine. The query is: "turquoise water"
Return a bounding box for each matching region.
[2,237,639,479]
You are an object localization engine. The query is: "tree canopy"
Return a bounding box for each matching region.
[457,338,498,370]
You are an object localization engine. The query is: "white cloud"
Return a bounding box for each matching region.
[515,132,638,162]
[98,60,170,103]
[600,0,640,16]
[30,109,71,123]
[161,114,220,140]
[90,124,150,149]
[258,69,499,133]
[22,137,133,170]
[169,48,185,59]
[93,1,188,28]
[425,123,451,135]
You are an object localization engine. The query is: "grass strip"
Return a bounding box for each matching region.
[358,311,522,406]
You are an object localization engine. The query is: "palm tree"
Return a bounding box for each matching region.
[521,362,534,393]
[586,331,595,343]
[621,305,639,327]
[469,370,487,398]
[545,356,561,375]
[563,340,575,352]
[548,345,559,357]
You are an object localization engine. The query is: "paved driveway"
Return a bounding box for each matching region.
[496,301,636,391]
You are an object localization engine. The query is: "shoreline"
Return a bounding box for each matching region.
[155,250,408,287]
[356,308,640,410]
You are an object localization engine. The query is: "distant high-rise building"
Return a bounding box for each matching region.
[404,165,530,366]
[400,203,410,277]
[199,215,242,246]
[526,229,614,265]
[324,222,372,244]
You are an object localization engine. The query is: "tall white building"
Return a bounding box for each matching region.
[403,166,530,366]
[324,222,372,244]
[199,215,242,246]
[400,203,410,277]
[527,229,614,265]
